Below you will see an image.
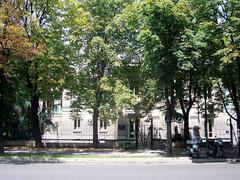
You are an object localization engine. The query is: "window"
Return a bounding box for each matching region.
[53,100,62,113]
[74,117,81,130]
[129,119,135,138]
[208,119,214,137]
[100,120,107,130]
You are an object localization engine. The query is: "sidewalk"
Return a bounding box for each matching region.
[0,147,239,164]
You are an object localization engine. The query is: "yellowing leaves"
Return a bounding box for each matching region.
[58,78,65,85]
[0,1,42,71]
[100,76,112,92]
[215,45,239,64]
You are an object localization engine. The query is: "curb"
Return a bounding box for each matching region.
[0,157,239,164]
[191,158,239,164]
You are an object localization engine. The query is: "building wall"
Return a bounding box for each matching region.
[42,91,118,141]
[43,91,238,145]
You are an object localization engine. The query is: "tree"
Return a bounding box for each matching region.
[112,0,187,154]
[173,0,216,142]
[67,0,136,148]
[19,0,74,147]
[210,0,240,155]
[136,0,185,155]
[110,1,158,149]
[0,0,40,153]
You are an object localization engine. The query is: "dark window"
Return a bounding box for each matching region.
[100,120,107,130]
[118,124,125,130]
[129,119,135,138]
[74,119,77,129]
[208,119,213,137]
[74,117,81,129]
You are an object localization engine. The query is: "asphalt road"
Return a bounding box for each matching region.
[0,162,239,180]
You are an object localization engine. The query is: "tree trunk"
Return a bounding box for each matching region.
[0,95,4,153]
[25,62,43,148]
[231,92,240,156]
[236,119,240,157]
[165,83,175,156]
[179,98,191,143]
[183,113,190,142]
[92,107,99,149]
[165,108,172,156]
[204,86,209,156]
[150,117,154,149]
[177,72,196,144]
[135,117,139,149]
[31,94,43,148]
[228,68,240,156]
[0,119,4,154]
[92,87,102,149]
[0,70,6,154]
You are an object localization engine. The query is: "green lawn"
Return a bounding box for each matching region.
[0,153,168,159]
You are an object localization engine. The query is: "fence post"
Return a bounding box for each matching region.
[150,117,153,149]
[230,118,233,146]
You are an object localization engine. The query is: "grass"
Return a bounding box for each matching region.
[0,148,188,159]
[0,153,169,159]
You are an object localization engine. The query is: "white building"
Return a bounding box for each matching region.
[42,91,238,148]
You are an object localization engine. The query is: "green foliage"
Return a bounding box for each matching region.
[67,0,137,125]
[1,0,240,149]
[114,80,137,113]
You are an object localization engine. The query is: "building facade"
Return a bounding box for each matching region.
[42,91,238,148]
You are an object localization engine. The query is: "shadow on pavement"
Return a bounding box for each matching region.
[1,146,239,165]
[0,158,64,165]
[191,157,240,164]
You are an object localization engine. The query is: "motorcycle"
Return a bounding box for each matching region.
[186,139,200,158]
[207,138,224,158]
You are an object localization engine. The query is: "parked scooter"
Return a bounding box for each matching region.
[207,138,224,158]
[186,139,200,158]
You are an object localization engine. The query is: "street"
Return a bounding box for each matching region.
[0,162,239,180]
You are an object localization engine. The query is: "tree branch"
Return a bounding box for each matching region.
[217,83,237,121]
